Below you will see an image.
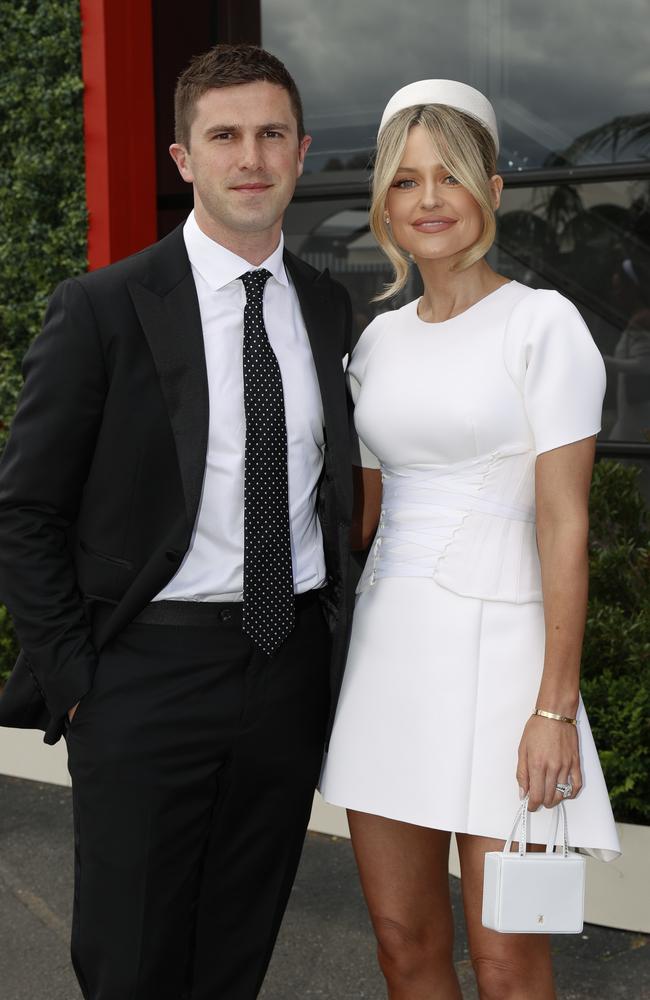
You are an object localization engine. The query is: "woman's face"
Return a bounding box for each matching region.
[384,124,500,265]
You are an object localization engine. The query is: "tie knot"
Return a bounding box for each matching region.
[240,268,272,299]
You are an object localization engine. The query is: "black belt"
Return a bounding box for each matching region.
[131,590,323,627]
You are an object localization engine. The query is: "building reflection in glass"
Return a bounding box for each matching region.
[285,176,650,444]
[271,0,650,472]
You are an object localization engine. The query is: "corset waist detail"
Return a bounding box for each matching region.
[381,479,535,523]
[356,451,543,604]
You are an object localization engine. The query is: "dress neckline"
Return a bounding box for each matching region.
[413,280,516,327]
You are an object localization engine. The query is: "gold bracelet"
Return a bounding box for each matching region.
[533,708,577,726]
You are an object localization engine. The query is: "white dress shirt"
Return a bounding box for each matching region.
[154,211,326,602]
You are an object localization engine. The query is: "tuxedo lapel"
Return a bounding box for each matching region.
[284,253,351,511]
[127,228,209,532]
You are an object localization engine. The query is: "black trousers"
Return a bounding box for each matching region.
[65,597,331,1000]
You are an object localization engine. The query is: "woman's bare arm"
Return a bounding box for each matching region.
[517,435,596,811]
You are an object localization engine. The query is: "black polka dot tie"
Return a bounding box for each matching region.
[240,268,295,654]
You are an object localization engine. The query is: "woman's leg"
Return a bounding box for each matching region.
[347,810,463,1000]
[456,832,556,1000]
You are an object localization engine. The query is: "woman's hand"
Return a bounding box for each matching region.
[516,715,582,810]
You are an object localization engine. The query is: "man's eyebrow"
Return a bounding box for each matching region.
[203,122,292,136]
[204,124,238,136]
[258,122,291,132]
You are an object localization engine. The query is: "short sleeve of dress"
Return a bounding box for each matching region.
[504,289,606,455]
[347,315,387,470]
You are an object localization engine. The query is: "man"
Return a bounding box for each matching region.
[0,44,354,999]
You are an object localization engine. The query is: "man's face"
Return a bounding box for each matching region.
[170,81,311,244]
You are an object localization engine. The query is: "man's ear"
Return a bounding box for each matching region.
[169,143,193,183]
[296,134,312,180]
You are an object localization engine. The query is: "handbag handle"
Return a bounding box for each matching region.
[503,796,569,858]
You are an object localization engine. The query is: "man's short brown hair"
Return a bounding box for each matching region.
[174,44,306,148]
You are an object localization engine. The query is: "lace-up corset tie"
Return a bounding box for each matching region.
[356,450,543,605]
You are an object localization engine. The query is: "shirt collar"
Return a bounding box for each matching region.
[183,210,288,291]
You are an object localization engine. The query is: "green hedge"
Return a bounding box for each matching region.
[0,0,86,450]
[582,460,650,824]
[0,0,86,692]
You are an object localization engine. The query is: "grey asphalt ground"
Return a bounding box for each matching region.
[1,775,648,999]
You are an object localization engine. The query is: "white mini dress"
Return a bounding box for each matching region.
[320,281,621,861]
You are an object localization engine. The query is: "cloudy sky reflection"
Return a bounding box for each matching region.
[262,0,650,171]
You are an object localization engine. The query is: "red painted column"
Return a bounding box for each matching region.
[80,0,157,270]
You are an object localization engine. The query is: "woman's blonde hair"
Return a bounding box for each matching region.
[370,105,498,301]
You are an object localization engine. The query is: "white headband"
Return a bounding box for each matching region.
[378,79,499,154]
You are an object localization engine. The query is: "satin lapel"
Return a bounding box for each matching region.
[284,254,352,513]
[127,264,209,531]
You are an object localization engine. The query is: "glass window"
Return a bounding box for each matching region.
[263,0,650,173]
[284,178,650,444]
[496,180,650,445]
[284,199,410,334]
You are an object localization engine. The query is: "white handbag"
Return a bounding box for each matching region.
[482,797,586,934]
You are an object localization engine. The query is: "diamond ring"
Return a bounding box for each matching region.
[555,782,572,799]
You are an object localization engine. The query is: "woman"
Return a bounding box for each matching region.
[320,80,620,1000]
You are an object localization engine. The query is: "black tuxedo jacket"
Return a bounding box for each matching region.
[0,224,354,745]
